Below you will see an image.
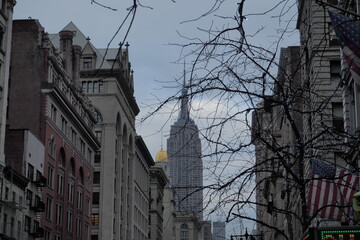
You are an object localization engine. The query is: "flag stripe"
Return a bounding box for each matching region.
[307,159,359,223]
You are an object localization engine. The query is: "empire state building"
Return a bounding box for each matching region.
[167,78,203,220]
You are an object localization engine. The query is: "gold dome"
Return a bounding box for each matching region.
[155,149,168,162]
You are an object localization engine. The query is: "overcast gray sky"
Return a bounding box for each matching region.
[14,0,299,234]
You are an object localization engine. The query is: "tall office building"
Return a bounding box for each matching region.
[167,76,203,221]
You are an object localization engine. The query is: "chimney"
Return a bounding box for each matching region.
[72,45,82,90]
[59,30,74,77]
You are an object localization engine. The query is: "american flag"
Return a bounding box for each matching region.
[308,159,359,223]
[328,11,360,89]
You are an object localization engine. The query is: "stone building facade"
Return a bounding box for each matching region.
[8,19,100,240]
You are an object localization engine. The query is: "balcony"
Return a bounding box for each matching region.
[32,175,47,187]
[30,199,45,212]
[29,226,44,238]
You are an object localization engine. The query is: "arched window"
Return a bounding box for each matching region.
[79,167,84,185]
[58,148,66,167]
[70,158,75,176]
[180,223,188,229]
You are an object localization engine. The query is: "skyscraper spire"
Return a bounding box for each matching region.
[179,62,190,121]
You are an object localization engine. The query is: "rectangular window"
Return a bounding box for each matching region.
[26,190,33,206]
[61,117,68,136]
[44,229,51,240]
[332,102,344,133]
[99,81,103,93]
[46,197,52,220]
[5,186,8,200]
[93,172,100,184]
[87,148,92,161]
[56,204,63,226]
[17,220,21,239]
[92,192,99,205]
[95,131,102,143]
[328,22,339,46]
[77,189,83,210]
[330,60,341,84]
[85,223,89,240]
[94,151,101,163]
[1,0,6,12]
[12,191,15,203]
[83,57,93,70]
[48,165,54,188]
[80,139,86,155]
[51,104,57,123]
[76,218,82,237]
[24,215,31,232]
[82,81,87,93]
[93,81,99,93]
[68,181,74,203]
[67,211,73,232]
[86,198,91,216]
[57,173,64,195]
[27,163,34,181]
[10,217,14,237]
[33,220,40,236]
[91,213,99,226]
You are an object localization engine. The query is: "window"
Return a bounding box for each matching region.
[0,0,5,11]
[180,231,189,237]
[328,22,339,46]
[10,217,14,237]
[80,139,85,155]
[93,81,99,93]
[51,104,57,123]
[12,191,15,202]
[85,223,89,240]
[77,188,83,210]
[330,60,341,84]
[48,165,54,188]
[44,228,51,240]
[24,215,31,232]
[95,111,102,123]
[92,192,99,205]
[56,204,63,226]
[94,151,101,163]
[87,148,92,161]
[332,102,344,133]
[4,186,8,200]
[76,218,82,237]
[49,136,56,158]
[71,128,77,145]
[67,211,73,232]
[83,57,93,70]
[82,81,87,93]
[27,163,34,181]
[46,197,52,220]
[17,220,21,239]
[86,198,91,216]
[91,213,99,226]
[61,117,68,136]
[95,131,102,143]
[93,172,100,184]
[33,220,39,235]
[68,181,74,203]
[57,172,64,195]
[26,190,33,206]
